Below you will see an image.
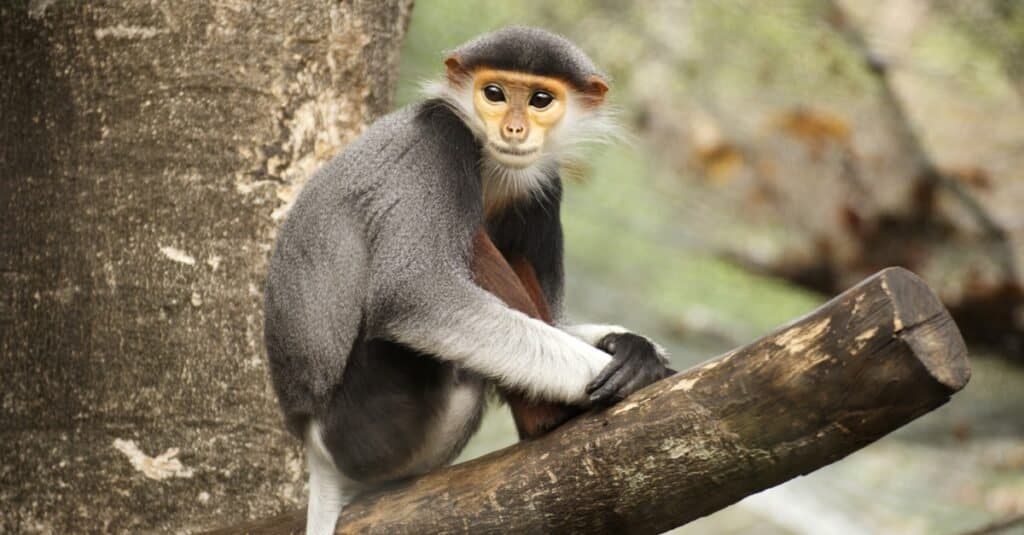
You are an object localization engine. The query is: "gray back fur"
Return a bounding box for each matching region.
[264,101,483,432]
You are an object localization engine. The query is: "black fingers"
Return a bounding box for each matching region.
[587,332,673,406]
[585,355,626,395]
[587,361,635,404]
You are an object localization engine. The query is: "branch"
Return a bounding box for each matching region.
[208,267,969,534]
[828,0,1017,279]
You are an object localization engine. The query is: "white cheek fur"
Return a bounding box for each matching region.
[420,78,486,139]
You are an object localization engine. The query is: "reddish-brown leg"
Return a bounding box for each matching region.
[470,229,582,439]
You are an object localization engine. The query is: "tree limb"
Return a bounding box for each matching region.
[829,0,1017,279]
[208,267,969,534]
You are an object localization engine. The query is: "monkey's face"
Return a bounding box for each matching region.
[470,69,569,169]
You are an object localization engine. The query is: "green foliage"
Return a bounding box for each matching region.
[395,1,533,105]
[562,144,821,341]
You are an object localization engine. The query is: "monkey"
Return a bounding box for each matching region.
[263,26,674,535]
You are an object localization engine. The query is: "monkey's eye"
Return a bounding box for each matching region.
[529,91,554,109]
[482,84,506,103]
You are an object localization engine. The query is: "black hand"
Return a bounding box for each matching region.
[585,332,673,405]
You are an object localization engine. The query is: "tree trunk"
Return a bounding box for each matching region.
[210,267,970,534]
[0,1,412,532]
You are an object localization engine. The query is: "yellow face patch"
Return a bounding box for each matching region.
[471,68,570,167]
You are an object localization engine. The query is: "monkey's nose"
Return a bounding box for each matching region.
[502,122,527,141]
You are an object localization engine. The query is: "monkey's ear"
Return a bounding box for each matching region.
[582,75,609,107]
[444,55,470,85]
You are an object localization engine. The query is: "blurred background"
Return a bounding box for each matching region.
[400,1,1024,533]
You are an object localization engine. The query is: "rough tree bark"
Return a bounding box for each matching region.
[211,267,970,534]
[0,1,412,532]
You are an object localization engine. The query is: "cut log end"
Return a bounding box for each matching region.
[877,267,971,391]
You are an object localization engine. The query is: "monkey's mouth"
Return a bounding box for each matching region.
[488,143,539,157]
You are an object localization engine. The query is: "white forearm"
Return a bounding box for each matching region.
[561,323,629,346]
[389,298,612,403]
[562,323,670,361]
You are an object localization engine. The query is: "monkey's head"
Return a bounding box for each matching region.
[426,27,617,176]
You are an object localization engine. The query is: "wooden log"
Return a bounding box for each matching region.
[207,267,969,534]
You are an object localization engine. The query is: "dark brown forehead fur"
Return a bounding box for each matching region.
[447,26,608,94]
